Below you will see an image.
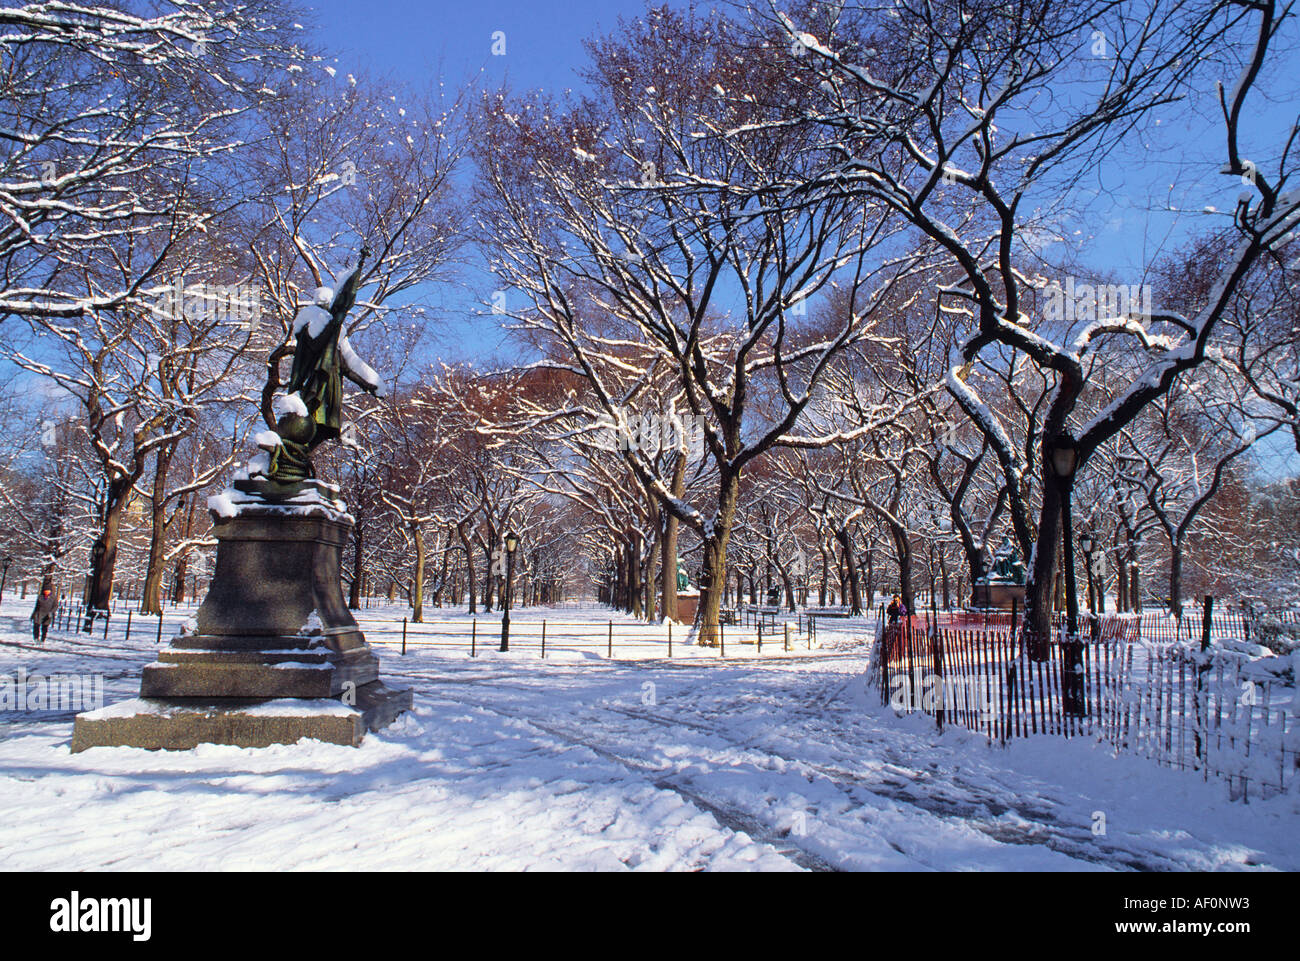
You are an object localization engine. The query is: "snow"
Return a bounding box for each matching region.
[207,491,237,519]
[339,333,383,395]
[291,303,332,338]
[273,391,309,418]
[210,481,352,523]
[0,603,1296,870]
[246,451,271,477]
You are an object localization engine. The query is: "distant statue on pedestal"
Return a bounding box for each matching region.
[986,534,1025,585]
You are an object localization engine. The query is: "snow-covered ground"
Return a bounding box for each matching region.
[1,602,1297,871]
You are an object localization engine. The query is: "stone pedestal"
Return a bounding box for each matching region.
[971,580,1026,610]
[72,479,411,752]
[675,590,700,624]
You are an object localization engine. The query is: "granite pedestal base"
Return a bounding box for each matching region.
[72,480,411,752]
[971,581,1026,610]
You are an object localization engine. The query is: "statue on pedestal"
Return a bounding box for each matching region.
[73,247,410,753]
[986,533,1026,585]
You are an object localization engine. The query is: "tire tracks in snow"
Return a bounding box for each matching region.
[414,685,839,872]
[398,662,1179,871]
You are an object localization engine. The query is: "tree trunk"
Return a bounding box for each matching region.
[85,478,130,624]
[140,446,175,615]
[458,522,477,613]
[1168,537,1182,617]
[835,527,863,615]
[780,565,796,612]
[626,532,642,617]
[173,554,189,605]
[886,522,915,615]
[411,524,425,623]
[696,470,740,645]
[660,456,685,621]
[480,542,494,611]
[348,521,363,610]
[436,540,451,607]
[643,523,658,621]
[1025,470,1068,655]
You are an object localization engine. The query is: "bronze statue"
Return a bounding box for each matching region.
[989,534,1025,585]
[259,247,384,483]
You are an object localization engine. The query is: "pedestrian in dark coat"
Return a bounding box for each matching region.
[886,594,907,626]
[31,585,57,643]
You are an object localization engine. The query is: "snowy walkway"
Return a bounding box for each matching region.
[0,605,1296,870]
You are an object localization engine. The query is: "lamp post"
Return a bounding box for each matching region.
[500,530,518,652]
[1079,530,1098,639]
[1050,437,1085,716]
[1049,438,1080,637]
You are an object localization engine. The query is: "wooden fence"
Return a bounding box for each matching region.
[364,615,814,660]
[875,620,1298,800]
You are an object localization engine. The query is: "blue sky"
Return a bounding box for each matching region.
[301,0,669,362]
[303,0,648,100]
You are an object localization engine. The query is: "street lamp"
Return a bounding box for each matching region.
[500,530,519,652]
[1078,531,1098,634]
[1050,436,1085,716]
[1048,437,1081,637]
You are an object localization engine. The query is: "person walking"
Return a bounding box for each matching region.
[886,594,907,626]
[30,584,57,644]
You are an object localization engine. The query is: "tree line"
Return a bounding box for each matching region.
[0,1,1297,640]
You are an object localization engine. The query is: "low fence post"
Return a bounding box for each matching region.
[784,622,790,653]
[155,612,163,645]
[720,620,725,657]
[608,619,613,658]
[471,618,477,657]
[541,619,547,659]
[125,611,132,641]
[401,616,407,655]
[757,622,762,654]
[668,622,672,659]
